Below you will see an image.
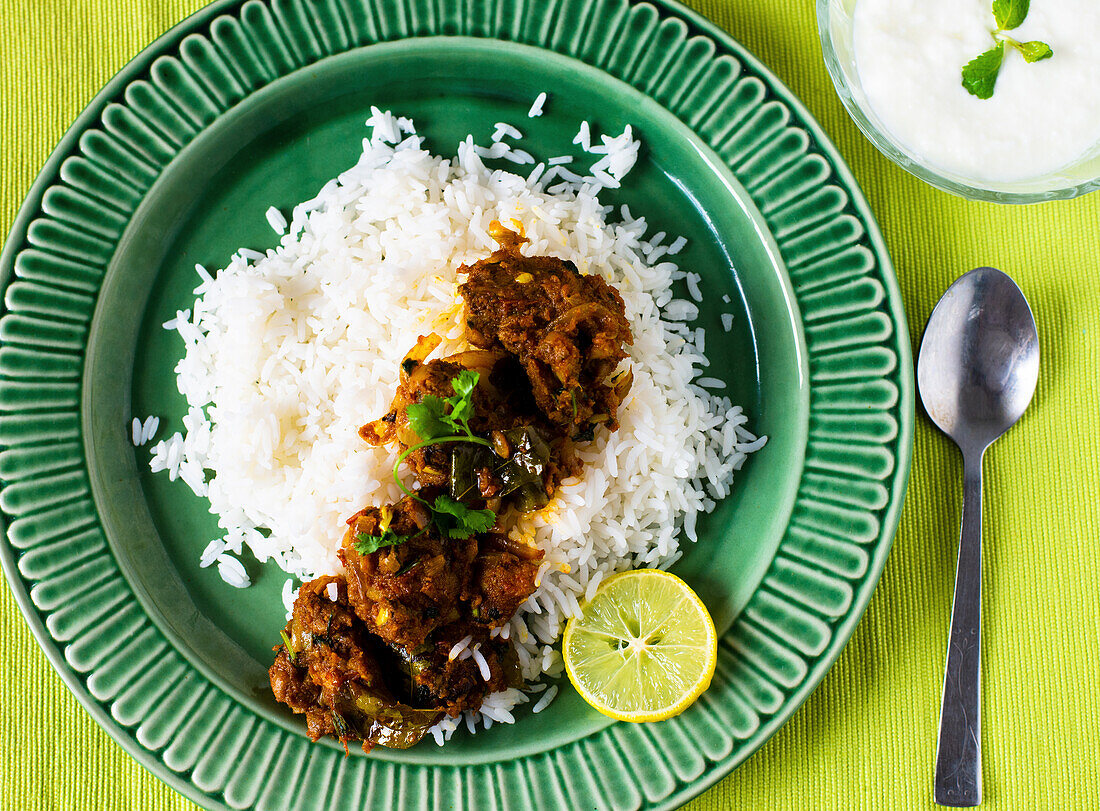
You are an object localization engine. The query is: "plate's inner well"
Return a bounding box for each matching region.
[83,39,805,762]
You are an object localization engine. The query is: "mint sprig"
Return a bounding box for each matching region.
[961,0,1052,100]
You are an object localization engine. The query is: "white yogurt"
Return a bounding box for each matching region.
[853,0,1100,183]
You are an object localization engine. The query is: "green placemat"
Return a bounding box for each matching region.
[2,1,1097,809]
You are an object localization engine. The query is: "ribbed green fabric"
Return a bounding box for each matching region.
[2,1,1097,809]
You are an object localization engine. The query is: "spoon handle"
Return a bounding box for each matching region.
[934,451,983,806]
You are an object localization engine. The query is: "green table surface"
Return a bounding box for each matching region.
[3,1,1098,809]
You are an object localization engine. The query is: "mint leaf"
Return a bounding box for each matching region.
[1016,40,1053,62]
[961,41,1005,100]
[354,528,409,554]
[406,395,451,441]
[430,494,496,539]
[992,0,1029,30]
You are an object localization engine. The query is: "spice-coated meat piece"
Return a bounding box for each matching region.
[339,496,478,651]
[464,547,541,627]
[359,345,583,507]
[339,495,543,649]
[268,575,442,752]
[394,623,519,716]
[458,223,634,432]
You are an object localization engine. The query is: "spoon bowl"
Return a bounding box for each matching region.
[918,267,1040,453]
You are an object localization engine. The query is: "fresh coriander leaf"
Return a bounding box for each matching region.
[961,41,1005,100]
[406,395,451,441]
[404,371,481,440]
[1016,39,1053,62]
[992,0,1029,30]
[430,494,496,539]
[354,528,408,554]
[445,395,474,434]
[450,369,479,400]
[443,370,479,435]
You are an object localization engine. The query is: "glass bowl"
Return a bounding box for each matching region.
[817,0,1100,202]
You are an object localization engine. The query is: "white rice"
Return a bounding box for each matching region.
[686,272,703,302]
[130,415,160,446]
[149,109,765,741]
[216,553,250,588]
[448,634,474,661]
[280,578,296,620]
[471,644,491,681]
[491,122,522,142]
[527,92,547,118]
[503,148,535,166]
[199,539,225,568]
[573,120,591,151]
[265,206,287,235]
[532,684,558,713]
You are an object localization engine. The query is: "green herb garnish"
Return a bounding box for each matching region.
[390,371,498,539]
[1015,40,1053,63]
[961,42,1006,100]
[992,0,1029,29]
[428,494,496,539]
[280,629,298,664]
[354,528,409,555]
[406,369,481,441]
[405,396,453,443]
[394,372,493,496]
[962,0,1052,99]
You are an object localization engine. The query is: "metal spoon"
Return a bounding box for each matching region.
[917,267,1039,807]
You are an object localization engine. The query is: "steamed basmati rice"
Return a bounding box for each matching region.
[131,415,160,446]
[149,109,765,742]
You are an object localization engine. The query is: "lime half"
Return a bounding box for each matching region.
[563,569,718,722]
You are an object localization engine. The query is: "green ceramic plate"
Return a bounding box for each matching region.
[0,1,912,809]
